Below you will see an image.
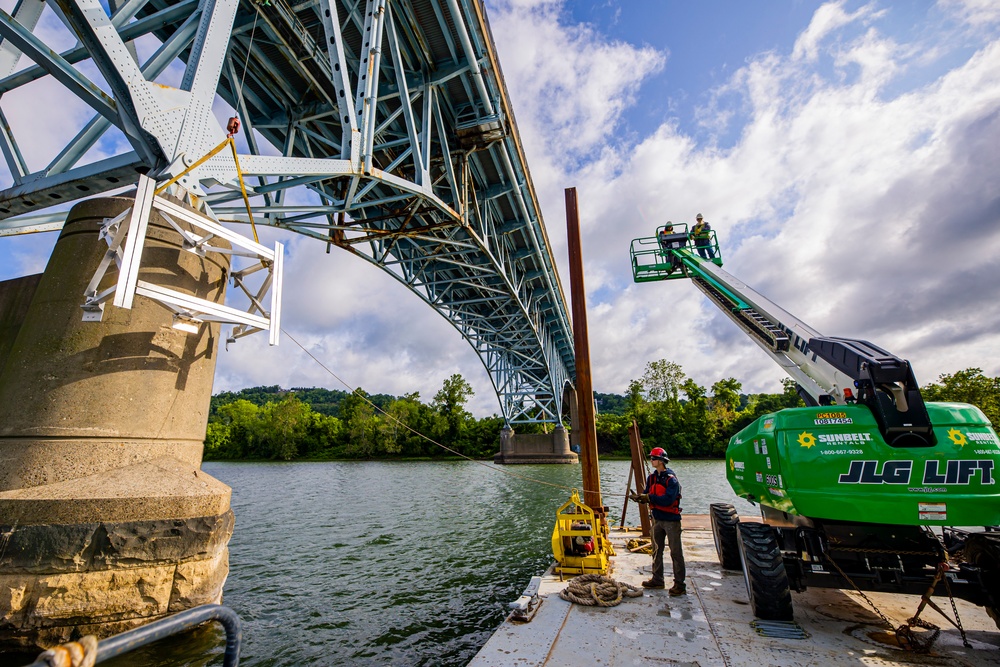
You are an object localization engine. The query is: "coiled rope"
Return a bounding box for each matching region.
[626,537,653,554]
[558,574,643,607]
[35,635,97,667]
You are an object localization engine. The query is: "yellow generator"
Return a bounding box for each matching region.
[551,490,614,577]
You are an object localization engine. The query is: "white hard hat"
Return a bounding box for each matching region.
[696,213,703,220]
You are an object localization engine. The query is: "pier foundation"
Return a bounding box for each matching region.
[0,197,233,650]
[493,425,578,464]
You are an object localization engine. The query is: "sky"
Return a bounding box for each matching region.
[2,0,1000,418]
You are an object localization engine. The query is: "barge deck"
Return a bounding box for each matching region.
[470,515,1000,666]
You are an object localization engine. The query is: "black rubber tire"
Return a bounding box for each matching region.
[737,522,794,621]
[964,533,1000,630]
[710,503,742,570]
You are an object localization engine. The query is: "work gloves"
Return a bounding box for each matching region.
[629,492,650,504]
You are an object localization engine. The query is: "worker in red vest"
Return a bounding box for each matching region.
[631,447,686,595]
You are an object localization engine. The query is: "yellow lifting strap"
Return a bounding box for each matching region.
[155,136,260,244]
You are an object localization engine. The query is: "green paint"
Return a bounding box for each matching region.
[725,403,1000,526]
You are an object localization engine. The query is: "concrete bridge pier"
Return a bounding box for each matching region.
[0,196,234,650]
[493,420,579,465]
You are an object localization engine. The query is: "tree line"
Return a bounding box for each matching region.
[203,365,1000,461]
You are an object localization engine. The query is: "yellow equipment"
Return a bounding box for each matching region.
[551,490,614,578]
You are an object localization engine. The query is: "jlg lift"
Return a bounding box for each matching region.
[630,223,1000,637]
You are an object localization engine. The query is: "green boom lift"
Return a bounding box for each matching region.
[630,223,1000,631]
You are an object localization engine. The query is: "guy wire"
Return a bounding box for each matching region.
[282,328,628,497]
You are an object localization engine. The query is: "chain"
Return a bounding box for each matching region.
[822,552,898,633]
[826,544,938,557]
[926,529,973,648]
[940,571,972,648]
[824,537,973,653]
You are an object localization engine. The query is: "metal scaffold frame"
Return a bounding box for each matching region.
[82,174,283,344]
[0,0,574,424]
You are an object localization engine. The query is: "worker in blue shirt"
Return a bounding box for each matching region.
[631,447,686,595]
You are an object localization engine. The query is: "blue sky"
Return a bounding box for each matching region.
[2,0,1000,417]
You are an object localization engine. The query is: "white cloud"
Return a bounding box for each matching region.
[939,0,1000,27]
[792,1,881,62]
[487,0,1000,399]
[488,0,665,161]
[4,0,1000,419]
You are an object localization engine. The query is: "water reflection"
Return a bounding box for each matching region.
[2,459,748,667]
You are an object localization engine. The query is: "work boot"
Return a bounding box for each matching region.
[642,579,665,589]
[668,583,687,596]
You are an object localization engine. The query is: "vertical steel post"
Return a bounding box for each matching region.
[629,419,652,537]
[565,187,602,511]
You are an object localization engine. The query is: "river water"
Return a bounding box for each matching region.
[19,460,756,667]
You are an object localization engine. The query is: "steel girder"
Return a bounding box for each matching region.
[0,0,575,424]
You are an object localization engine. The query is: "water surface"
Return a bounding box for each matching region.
[12,460,755,666]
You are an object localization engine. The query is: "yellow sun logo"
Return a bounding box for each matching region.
[947,428,967,447]
[797,432,816,448]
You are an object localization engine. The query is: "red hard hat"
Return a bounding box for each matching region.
[649,447,669,461]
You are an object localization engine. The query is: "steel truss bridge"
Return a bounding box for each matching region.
[0,0,576,424]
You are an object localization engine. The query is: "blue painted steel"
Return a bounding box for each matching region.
[0,0,576,424]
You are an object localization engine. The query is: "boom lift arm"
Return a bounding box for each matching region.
[630,226,934,447]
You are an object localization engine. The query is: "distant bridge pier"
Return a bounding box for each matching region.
[494,425,577,465]
[0,197,233,650]
[493,384,579,464]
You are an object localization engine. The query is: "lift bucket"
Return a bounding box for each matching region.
[630,223,722,283]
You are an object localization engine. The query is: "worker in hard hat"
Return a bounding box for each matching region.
[657,223,684,275]
[691,213,714,260]
[631,447,686,595]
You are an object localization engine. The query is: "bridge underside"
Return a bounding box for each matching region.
[0,0,575,423]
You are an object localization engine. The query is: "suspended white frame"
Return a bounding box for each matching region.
[82,174,283,345]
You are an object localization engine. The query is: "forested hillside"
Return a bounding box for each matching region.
[204,364,1000,461]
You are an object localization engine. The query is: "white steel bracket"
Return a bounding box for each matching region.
[82,174,283,345]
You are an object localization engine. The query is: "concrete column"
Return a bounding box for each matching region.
[552,424,571,456]
[0,196,234,650]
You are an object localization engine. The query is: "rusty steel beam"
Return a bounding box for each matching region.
[565,186,602,511]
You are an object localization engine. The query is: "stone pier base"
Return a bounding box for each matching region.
[494,425,579,464]
[0,197,233,650]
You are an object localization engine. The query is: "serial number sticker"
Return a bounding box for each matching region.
[814,418,853,425]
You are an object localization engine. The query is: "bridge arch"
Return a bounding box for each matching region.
[0,0,575,423]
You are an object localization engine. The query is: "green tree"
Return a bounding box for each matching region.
[204,421,233,460]
[255,397,312,460]
[642,360,685,404]
[340,389,381,458]
[677,378,711,456]
[923,368,1000,425]
[434,374,474,443]
[626,379,646,418]
[215,399,261,458]
[706,378,742,456]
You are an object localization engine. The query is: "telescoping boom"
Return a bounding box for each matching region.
[630,225,934,448]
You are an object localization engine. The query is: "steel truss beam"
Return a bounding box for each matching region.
[0,0,574,424]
